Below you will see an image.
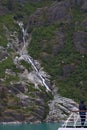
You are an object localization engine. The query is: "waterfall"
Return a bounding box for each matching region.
[17,21,51,92]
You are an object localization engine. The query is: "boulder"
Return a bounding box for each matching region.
[81,19,87,29]
[63,64,75,77]
[47,1,71,23]
[73,31,87,54]
[0,49,8,62]
[52,30,65,56]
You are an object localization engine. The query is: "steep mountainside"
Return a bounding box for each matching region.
[0,0,87,123]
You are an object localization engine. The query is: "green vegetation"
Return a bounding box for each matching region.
[20,60,32,71]
[0,57,14,77]
[28,7,87,102]
[28,25,56,57]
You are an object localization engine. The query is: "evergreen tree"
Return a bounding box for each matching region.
[7,0,13,11]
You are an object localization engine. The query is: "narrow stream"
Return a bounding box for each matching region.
[17,21,51,92]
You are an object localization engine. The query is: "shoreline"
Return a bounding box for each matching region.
[0,121,42,125]
[0,121,60,125]
[0,121,30,125]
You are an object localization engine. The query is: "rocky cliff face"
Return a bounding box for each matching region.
[45,95,78,122]
[0,0,87,123]
[28,0,87,25]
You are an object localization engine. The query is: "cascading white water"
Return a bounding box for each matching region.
[17,21,51,92]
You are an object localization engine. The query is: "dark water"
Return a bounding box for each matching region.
[0,123,61,130]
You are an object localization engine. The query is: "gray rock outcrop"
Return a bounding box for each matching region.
[73,31,87,54]
[45,95,78,122]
